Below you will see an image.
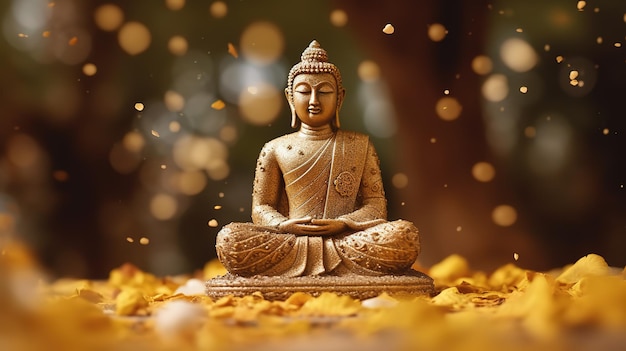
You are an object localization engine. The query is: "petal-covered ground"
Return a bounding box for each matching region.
[1,242,625,351]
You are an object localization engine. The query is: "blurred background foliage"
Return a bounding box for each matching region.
[0,0,624,278]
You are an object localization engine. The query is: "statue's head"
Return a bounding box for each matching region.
[285,40,345,129]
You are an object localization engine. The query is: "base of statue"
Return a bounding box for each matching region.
[205,269,435,301]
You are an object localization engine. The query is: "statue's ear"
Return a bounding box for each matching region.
[285,88,298,128]
[338,88,346,110]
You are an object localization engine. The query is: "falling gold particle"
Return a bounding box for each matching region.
[602,128,609,135]
[570,79,579,86]
[520,86,528,94]
[208,219,219,227]
[210,1,228,18]
[169,121,181,133]
[471,55,493,75]
[151,130,160,138]
[218,192,225,198]
[214,205,222,210]
[82,63,97,76]
[134,103,144,111]
[211,100,226,110]
[430,137,437,143]
[139,237,150,245]
[126,237,134,243]
[330,9,348,27]
[514,252,520,261]
[42,31,51,38]
[456,226,462,232]
[428,23,447,42]
[160,164,167,170]
[524,126,536,138]
[569,70,579,80]
[472,162,496,182]
[492,205,518,227]
[577,1,586,10]
[52,170,69,182]
[614,42,622,48]
[597,37,603,44]
[443,89,450,95]
[227,42,238,58]
[18,33,28,38]
[435,96,462,121]
[68,36,78,46]
[382,23,395,35]
[556,55,564,63]
[515,28,523,33]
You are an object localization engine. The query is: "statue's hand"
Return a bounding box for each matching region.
[308,219,349,235]
[338,217,385,230]
[278,217,313,234]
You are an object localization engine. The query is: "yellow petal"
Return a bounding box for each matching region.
[556,254,610,285]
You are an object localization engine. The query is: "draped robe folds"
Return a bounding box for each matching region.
[215,130,420,277]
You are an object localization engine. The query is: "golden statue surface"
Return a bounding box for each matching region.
[206,41,434,300]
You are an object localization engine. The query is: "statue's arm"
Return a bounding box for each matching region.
[339,141,388,226]
[251,142,289,227]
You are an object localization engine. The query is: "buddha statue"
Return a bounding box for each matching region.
[215,40,421,278]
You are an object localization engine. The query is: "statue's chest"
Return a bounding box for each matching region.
[275,139,330,172]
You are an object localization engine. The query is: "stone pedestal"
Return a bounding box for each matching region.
[206,270,434,301]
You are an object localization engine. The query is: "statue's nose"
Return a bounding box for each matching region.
[309,90,319,105]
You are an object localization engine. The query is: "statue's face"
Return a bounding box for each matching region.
[291,73,338,127]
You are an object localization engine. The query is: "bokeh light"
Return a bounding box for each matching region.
[165,0,185,11]
[435,97,462,121]
[471,55,493,75]
[357,60,381,82]
[164,90,185,112]
[482,74,509,102]
[209,1,228,18]
[82,63,97,76]
[118,21,151,56]
[492,205,518,227]
[471,162,496,182]
[150,193,178,220]
[427,23,447,42]
[167,35,188,56]
[330,9,348,27]
[94,4,124,32]
[392,173,409,189]
[239,83,282,126]
[500,38,538,73]
[240,21,284,65]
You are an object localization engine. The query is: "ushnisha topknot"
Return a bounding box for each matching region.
[286,40,344,128]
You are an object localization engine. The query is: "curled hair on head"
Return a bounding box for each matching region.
[286,40,344,129]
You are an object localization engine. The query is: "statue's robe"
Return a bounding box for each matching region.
[216,130,420,277]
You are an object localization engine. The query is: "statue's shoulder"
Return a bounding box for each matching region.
[261,132,298,152]
[337,130,370,144]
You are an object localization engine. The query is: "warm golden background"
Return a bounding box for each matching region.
[0,0,624,278]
